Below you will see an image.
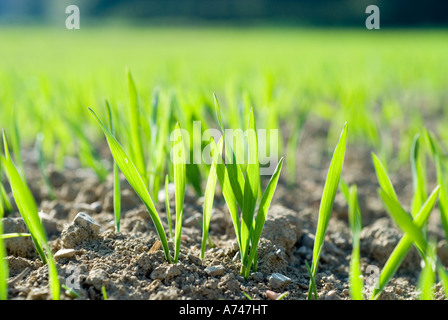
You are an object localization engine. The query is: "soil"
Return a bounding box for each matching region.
[2,123,448,300]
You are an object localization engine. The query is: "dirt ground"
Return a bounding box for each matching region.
[2,122,448,300]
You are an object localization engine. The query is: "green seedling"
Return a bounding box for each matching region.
[172,122,186,263]
[307,122,348,299]
[102,285,108,300]
[127,68,147,186]
[200,137,221,259]
[212,96,284,278]
[370,152,440,299]
[11,111,24,178]
[418,240,437,300]
[423,129,448,244]
[437,264,448,298]
[410,134,427,217]
[340,180,364,300]
[106,100,121,232]
[0,181,12,214]
[165,174,173,239]
[1,131,60,300]
[89,108,172,263]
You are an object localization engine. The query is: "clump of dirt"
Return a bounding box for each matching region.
[2,130,448,300]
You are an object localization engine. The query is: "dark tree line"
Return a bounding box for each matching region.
[1,0,447,26]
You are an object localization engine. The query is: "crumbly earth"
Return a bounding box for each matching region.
[2,124,448,300]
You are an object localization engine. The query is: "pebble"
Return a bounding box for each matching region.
[324,290,341,300]
[268,273,291,289]
[73,212,101,234]
[205,265,225,277]
[54,248,78,259]
[61,212,102,248]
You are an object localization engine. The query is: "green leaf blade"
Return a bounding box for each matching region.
[89,108,171,263]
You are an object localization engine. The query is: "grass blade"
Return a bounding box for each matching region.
[410,134,427,217]
[244,157,283,278]
[348,185,364,300]
[308,122,348,299]
[423,129,448,244]
[173,122,186,263]
[437,264,448,299]
[213,138,242,252]
[127,68,147,185]
[372,153,399,203]
[88,108,171,263]
[165,174,173,239]
[418,240,436,300]
[106,100,121,232]
[378,189,427,253]
[213,93,245,209]
[0,233,31,239]
[305,260,318,300]
[200,137,221,259]
[241,108,259,271]
[2,131,60,300]
[370,185,440,299]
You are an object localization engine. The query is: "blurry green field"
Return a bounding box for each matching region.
[1,26,448,172]
[2,26,448,301]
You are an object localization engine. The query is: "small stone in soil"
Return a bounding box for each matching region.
[268,273,291,289]
[61,212,102,248]
[54,248,78,259]
[323,290,341,300]
[73,212,101,234]
[205,265,225,277]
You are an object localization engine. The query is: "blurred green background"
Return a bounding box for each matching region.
[0,0,447,187]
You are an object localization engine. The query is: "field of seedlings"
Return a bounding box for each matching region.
[1,26,448,301]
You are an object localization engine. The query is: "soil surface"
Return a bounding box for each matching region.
[2,124,448,300]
